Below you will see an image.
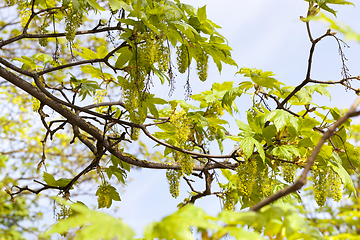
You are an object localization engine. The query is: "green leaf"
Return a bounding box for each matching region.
[121,161,131,172]
[306,0,355,16]
[43,172,57,186]
[109,166,126,184]
[115,47,133,68]
[299,116,320,131]
[264,109,298,132]
[80,65,103,79]
[109,185,121,201]
[56,178,72,187]
[87,0,106,11]
[69,73,101,101]
[74,47,98,60]
[197,5,207,23]
[218,210,265,226]
[96,46,108,58]
[271,145,301,160]
[235,119,253,134]
[221,169,233,181]
[111,154,131,172]
[33,53,53,65]
[188,112,208,126]
[254,140,265,162]
[317,13,360,41]
[240,137,263,160]
[169,100,198,111]
[109,0,132,11]
[238,68,283,91]
[225,226,263,240]
[110,154,120,166]
[43,200,133,240]
[96,184,121,208]
[305,84,331,99]
[262,125,277,145]
[13,56,37,70]
[140,94,167,119]
[170,21,197,39]
[221,87,242,114]
[152,66,169,84]
[144,205,216,240]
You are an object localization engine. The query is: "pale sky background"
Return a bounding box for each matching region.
[43,0,360,238]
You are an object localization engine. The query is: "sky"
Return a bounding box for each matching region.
[89,0,360,238]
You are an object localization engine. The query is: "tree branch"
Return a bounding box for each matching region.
[277,30,332,109]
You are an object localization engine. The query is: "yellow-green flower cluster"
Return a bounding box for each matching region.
[94,89,108,113]
[223,191,236,211]
[31,82,40,112]
[329,171,342,202]
[119,31,171,132]
[282,162,297,183]
[312,166,329,207]
[166,169,183,198]
[196,50,209,82]
[259,167,273,197]
[96,183,112,209]
[38,22,50,47]
[118,72,146,141]
[176,152,193,176]
[170,110,191,146]
[176,44,189,74]
[31,97,40,112]
[56,204,70,221]
[138,32,170,73]
[65,7,83,42]
[237,160,257,197]
[170,110,194,175]
[20,8,31,27]
[206,102,224,118]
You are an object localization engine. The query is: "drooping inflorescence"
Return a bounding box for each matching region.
[237,160,258,197]
[282,162,298,183]
[170,110,193,175]
[312,166,329,207]
[196,49,209,82]
[166,169,183,198]
[176,44,190,74]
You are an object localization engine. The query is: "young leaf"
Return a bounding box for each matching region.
[115,47,133,68]
[43,200,134,240]
[144,204,217,240]
[43,172,57,186]
[56,178,72,188]
[108,166,126,184]
[264,109,299,132]
[240,137,260,160]
[74,47,97,60]
[197,5,207,23]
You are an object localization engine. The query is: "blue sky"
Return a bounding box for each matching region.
[94,0,360,237]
